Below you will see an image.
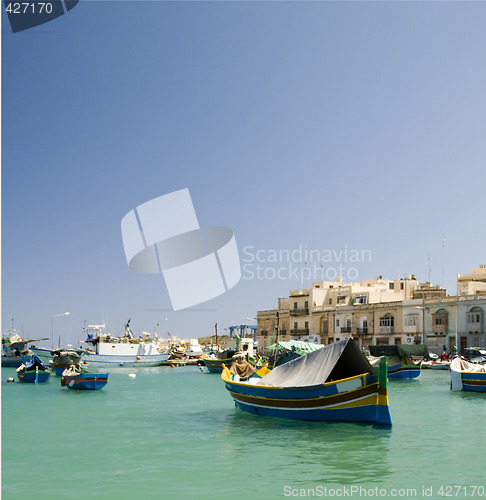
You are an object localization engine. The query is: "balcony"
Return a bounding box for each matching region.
[290,328,310,335]
[290,308,310,316]
[379,326,395,334]
[357,328,369,335]
[339,327,352,333]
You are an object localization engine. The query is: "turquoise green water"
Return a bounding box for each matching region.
[2,367,485,499]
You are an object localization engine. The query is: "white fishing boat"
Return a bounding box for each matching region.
[2,331,49,367]
[185,340,203,358]
[79,321,169,367]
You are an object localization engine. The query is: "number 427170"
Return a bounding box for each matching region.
[5,3,53,14]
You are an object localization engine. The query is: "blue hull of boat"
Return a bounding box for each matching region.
[63,373,109,390]
[387,363,421,380]
[223,371,392,426]
[18,370,50,383]
[461,373,486,392]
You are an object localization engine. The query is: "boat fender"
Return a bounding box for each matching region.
[61,377,66,387]
[129,373,136,378]
[7,377,14,383]
[136,356,141,361]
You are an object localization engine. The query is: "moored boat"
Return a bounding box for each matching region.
[264,340,324,368]
[16,354,51,383]
[61,366,108,390]
[422,360,450,370]
[185,341,203,358]
[2,331,49,367]
[201,349,237,373]
[222,339,392,426]
[450,357,486,392]
[369,344,429,379]
[79,321,169,367]
[50,348,87,375]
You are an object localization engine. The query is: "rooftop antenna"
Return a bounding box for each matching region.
[427,253,431,283]
[441,234,446,288]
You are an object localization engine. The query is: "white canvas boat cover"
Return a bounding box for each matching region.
[256,339,374,388]
[450,357,486,391]
[451,357,486,373]
[265,340,324,355]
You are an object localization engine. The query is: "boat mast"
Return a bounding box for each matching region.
[215,323,218,351]
[272,311,280,369]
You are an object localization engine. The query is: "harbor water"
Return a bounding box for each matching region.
[2,366,484,499]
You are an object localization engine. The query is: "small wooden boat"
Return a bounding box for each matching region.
[450,357,486,392]
[16,354,51,383]
[264,340,323,368]
[222,339,392,426]
[50,348,87,375]
[422,360,450,370]
[201,349,237,373]
[61,366,108,390]
[369,344,429,379]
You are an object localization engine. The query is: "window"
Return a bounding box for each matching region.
[336,319,340,327]
[294,302,297,309]
[337,296,346,304]
[467,313,481,323]
[405,315,418,327]
[304,301,309,309]
[304,321,309,328]
[293,322,297,329]
[353,295,367,305]
[400,282,404,290]
[329,299,333,305]
[380,315,394,327]
[389,283,395,290]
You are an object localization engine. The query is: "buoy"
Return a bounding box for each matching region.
[7,377,14,383]
[129,373,136,378]
[136,356,141,361]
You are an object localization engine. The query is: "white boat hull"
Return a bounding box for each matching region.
[81,352,169,367]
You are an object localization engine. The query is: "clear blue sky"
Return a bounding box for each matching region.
[3,1,486,346]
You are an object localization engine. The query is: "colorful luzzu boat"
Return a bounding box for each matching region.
[16,354,51,383]
[369,344,429,379]
[450,357,486,392]
[201,350,236,373]
[202,349,263,373]
[222,339,392,426]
